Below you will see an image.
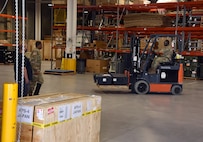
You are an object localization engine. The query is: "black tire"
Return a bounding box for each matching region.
[171,85,182,95]
[134,80,149,94]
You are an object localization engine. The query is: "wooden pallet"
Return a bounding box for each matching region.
[44,69,74,75]
[184,77,199,80]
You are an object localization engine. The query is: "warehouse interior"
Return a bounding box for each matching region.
[1,0,203,142]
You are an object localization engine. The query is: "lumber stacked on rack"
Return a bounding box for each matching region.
[52,0,67,4]
[96,0,117,5]
[77,0,91,5]
[124,13,172,27]
[13,93,101,142]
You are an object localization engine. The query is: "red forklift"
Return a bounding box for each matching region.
[94,34,183,95]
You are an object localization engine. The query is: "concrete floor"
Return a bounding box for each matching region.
[1,61,203,142]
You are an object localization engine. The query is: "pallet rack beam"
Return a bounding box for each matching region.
[52,1,203,55]
[0,30,15,33]
[0,14,27,19]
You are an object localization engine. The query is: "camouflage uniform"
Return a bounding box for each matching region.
[29,47,44,95]
[152,46,173,70]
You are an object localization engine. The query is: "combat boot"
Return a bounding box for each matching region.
[34,83,42,95]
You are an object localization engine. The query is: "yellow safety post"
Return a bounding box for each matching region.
[62,58,76,72]
[66,58,76,73]
[61,58,65,70]
[1,83,18,142]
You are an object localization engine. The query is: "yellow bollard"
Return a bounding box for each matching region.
[66,58,76,72]
[61,58,65,70]
[61,58,76,72]
[1,83,18,142]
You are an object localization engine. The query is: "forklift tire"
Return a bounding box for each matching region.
[171,85,182,95]
[134,80,149,95]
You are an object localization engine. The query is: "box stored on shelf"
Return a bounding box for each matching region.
[52,0,67,4]
[86,59,109,73]
[78,0,91,5]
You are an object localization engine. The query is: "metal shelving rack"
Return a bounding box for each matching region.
[0,14,27,47]
[51,1,203,72]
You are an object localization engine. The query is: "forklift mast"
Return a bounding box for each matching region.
[130,35,141,73]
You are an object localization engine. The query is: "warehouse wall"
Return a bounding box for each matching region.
[27,2,35,40]
[41,3,52,40]
[0,0,52,40]
[27,2,52,40]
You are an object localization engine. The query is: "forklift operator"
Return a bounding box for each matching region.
[151,39,174,71]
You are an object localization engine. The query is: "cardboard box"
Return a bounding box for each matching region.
[52,0,67,4]
[32,96,101,142]
[78,0,91,5]
[0,93,101,142]
[86,59,109,73]
[96,0,117,5]
[95,40,107,49]
[43,40,52,60]
[55,58,62,69]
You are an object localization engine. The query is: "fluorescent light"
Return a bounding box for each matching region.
[48,3,53,7]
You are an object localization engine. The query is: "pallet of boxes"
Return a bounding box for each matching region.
[1,93,101,142]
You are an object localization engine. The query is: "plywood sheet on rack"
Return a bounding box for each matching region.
[78,0,91,5]
[117,0,145,4]
[52,0,67,4]
[96,0,117,5]
[124,13,172,27]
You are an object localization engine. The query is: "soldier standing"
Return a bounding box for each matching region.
[29,41,44,95]
[14,45,33,97]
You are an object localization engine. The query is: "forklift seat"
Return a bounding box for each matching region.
[159,51,176,66]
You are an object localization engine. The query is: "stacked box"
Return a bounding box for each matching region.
[43,40,53,60]
[86,59,109,73]
[96,0,117,5]
[52,0,67,4]
[124,13,172,27]
[32,97,101,142]
[95,40,107,49]
[78,0,91,5]
[0,93,101,142]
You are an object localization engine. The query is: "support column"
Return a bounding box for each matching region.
[62,0,77,72]
[66,0,77,58]
[35,0,41,40]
